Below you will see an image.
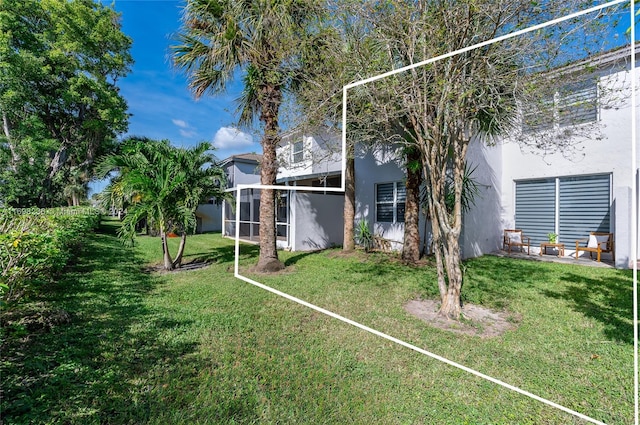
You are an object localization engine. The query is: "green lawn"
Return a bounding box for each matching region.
[1,225,633,424]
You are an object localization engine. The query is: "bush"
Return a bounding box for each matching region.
[355,219,374,252]
[0,207,100,304]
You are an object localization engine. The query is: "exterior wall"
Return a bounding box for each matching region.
[277,130,342,182]
[291,191,344,251]
[195,203,223,232]
[354,140,501,258]
[229,160,261,186]
[354,144,428,251]
[461,139,504,258]
[499,64,638,267]
[351,59,638,268]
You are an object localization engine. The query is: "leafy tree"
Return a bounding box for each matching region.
[97,138,226,271]
[351,0,625,319]
[298,0,625,318]
[0,0,132,207]
[173,0,327,272]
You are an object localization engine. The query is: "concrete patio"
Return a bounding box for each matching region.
[491,249,616,268]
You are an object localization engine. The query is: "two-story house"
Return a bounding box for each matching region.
[220,130,344,251]
[355,46,638,268]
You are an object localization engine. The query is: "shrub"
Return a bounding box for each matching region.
[0,208,100,304]
[355,220,374,252]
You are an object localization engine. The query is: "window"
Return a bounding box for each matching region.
[376,182,406,223]
[291,140,304,163]
[515,174,610,244]
[522,97,554,133]
[557,79,598,127]
[522,77,598,133]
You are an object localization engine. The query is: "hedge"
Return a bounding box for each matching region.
[0,207,101,304]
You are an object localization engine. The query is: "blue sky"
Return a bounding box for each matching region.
[113,0,259,155]
[90,0,260,194]
[90,0,634,195]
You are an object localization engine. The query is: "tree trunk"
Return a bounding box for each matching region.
[343,150,356,251]
[255,84,284,273]
[161,232,174,270]
[160,222,174,271]
[437,232,464,319]
[402,149,422,264]
[423,134,468,320]
[2,111,19,172]
[173,233,187,268]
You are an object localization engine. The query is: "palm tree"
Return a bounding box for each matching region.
[97,137,226,270]
[63,166,88,206]
[173,0,325,273]
[170,141,227,267]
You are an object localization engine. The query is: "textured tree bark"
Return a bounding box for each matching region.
[2,111,19,172]
[402,149,422,264]
[422,135,468,320]
[438,232,463,319]
[343,152,356,251]
[172,233,187,268]
[255,84,284,273]
[158,218,174,271]
[161,233,174,271]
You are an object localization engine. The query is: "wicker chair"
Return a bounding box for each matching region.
[575,232,614,262]
[503,229,531,255]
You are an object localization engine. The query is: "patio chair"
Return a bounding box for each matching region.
[574,232,615,263]
[503,229,531,255]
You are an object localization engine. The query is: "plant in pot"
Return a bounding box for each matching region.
[547,232,558,243]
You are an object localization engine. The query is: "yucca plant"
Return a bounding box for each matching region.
[355,219,374,252]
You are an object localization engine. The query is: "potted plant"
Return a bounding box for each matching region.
[547,232,558,243]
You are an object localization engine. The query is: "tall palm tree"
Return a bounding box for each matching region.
[173,0,325,273]
[97,137,226,270]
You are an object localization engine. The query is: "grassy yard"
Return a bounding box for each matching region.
[1,224,633,424]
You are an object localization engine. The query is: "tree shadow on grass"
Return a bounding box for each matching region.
[0,231,259,424]
[283,250,317,266]
[410,256,552,310]
[539,270,633,345]
[183,243,260,265]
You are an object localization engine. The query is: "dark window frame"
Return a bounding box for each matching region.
[375,181,406,224]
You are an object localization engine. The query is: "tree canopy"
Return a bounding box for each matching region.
[0,0,132,207]
[97,137,227,270]
[173,0,330,272]
[296,0,628,319]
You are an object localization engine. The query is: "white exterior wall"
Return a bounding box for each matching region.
[352,63,638,267]
[230,161,261,186]
[277,130,342,181]
[462,140,504,258]
[291,192,344,251]
[500,67,638,267]
[354,140,501,258]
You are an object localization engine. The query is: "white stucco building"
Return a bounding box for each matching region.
[355,47,638,268]
[220,130,344,251]
[205,47,638,268]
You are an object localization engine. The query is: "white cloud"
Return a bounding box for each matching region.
[179,129,198,138]
[212,127,254,149]
[172,119,188,128]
